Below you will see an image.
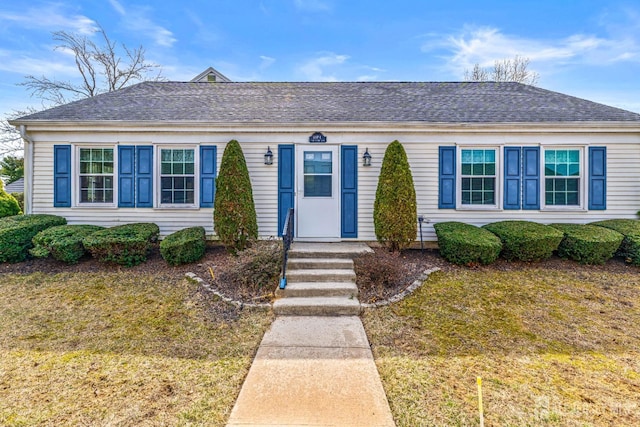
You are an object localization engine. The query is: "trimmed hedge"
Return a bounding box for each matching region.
[10,192,24,213]
[482,221,563,262]
[0,214,67,263]
[82,223,159,266]
[434,221,502,265]
[591,219,640,266]
[160,226,206,266]
[550,223,623,265]
[30,224,105,264]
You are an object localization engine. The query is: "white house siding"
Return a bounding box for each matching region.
[26,125,640,241]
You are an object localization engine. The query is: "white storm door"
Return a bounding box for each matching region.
[296,146,340,240]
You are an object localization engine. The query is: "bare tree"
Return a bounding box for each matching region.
[464,55,539,86]
[20,26,162,106]
[3,26,162,154]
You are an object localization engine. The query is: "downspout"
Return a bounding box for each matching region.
[19,125,33,214]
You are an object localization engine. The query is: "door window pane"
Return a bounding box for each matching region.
[303,151,332,197]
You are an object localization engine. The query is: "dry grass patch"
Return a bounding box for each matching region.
[0,272,273,426]
[363,268,640,426]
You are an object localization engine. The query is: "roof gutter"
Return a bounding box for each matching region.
[19,125,33,214]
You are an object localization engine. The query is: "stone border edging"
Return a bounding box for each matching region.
[360,267,441,308]
[187,266,441,311]
[185,272,271,309]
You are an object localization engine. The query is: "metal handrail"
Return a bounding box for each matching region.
[279,208,294,289]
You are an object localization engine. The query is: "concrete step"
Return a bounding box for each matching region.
[287,257,354,270]
[286,268,356,283]
[289,242,373,260]
[276,281,359,298]
[273,297,361,316]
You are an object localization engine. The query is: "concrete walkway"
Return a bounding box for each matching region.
[226,315,395,427]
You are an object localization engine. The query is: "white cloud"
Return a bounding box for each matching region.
[108,2,176,47]
[425,21,640,79]
[297,53,349,81]
[259,55,276,70]
[0,49,78,76]
[294,0,331,12]
[0,6,98,34]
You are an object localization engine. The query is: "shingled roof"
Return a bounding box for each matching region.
[13,81,640,124]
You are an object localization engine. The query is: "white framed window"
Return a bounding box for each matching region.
[458,147,500,209]
[77,147,115,205]
[543,147,584,208]
[158,147,197,207]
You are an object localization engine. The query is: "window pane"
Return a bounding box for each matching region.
[162,150,172,161]
[173,150,183,162]
[462,178,470,191]
[304,175,332,197]
[462,150,472,164]
[80,149,91,161]
[569,164,580,176]
[185,163,194,174]
[472,163,484,175]
[566,179,578,191]
[485,163,495,175]
[556,164,567,176]
[161,162,171,174]
[172,163,184,174]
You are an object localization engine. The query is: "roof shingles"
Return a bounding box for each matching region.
[15,81,640,124]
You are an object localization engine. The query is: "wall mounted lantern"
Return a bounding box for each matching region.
[363,148,372,167]
[264,146,274,165]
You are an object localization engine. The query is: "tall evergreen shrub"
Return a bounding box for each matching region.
[214,140,258,253]
[373,140,417,251]
[0,180,21,218]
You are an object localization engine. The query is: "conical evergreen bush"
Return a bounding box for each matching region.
[214,140,258,253]
[373,140,417,251]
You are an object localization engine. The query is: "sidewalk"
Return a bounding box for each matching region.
[226,316,395,427]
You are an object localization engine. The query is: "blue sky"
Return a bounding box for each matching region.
[1,0,639,118]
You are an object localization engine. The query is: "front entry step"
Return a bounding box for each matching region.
[273,296,361,316]
[286,268,356,283]
[276,281,358,298]
[276,242,370,316]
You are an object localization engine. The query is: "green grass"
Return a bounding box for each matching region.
[363,268,640,426]
[0,272,273,426]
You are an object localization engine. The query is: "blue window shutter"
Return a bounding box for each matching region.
[522,146,540,210]
[200,146,217,207]
[438,146,456,209]
[118,146,135,207]
[278,144,295,236]
[341,145,358,238]
[589,146,606,210]
[503,147,521,209]
[53,145,71,207]
[136,146,153,208]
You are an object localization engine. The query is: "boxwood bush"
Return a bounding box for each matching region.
[591,219,640,266]
[550,223,623,265]
[0,214,67,263]
[434,221,502,265]
[482,220,563,262]
[30,224,105,264]
[82,223,159,266]
[160,226,206,266]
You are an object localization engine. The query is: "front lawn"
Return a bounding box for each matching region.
[0,272,272,426]
[363,267,640,426]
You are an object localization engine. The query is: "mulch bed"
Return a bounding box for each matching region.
[1,243,637,305]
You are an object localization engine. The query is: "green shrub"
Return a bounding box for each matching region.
[550,223,623,265]
[214,140,258,254]
[30,224,104,264]
[434,222,502,265]
[160,227,206,266]
[373,140,417,251]
[217,240,281,292]
[10,192,24,213]
[82,223,159,266]
[0,214,67,263]
[482,221,563,262]
[591,219,640,266]
[0,180,21,218]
